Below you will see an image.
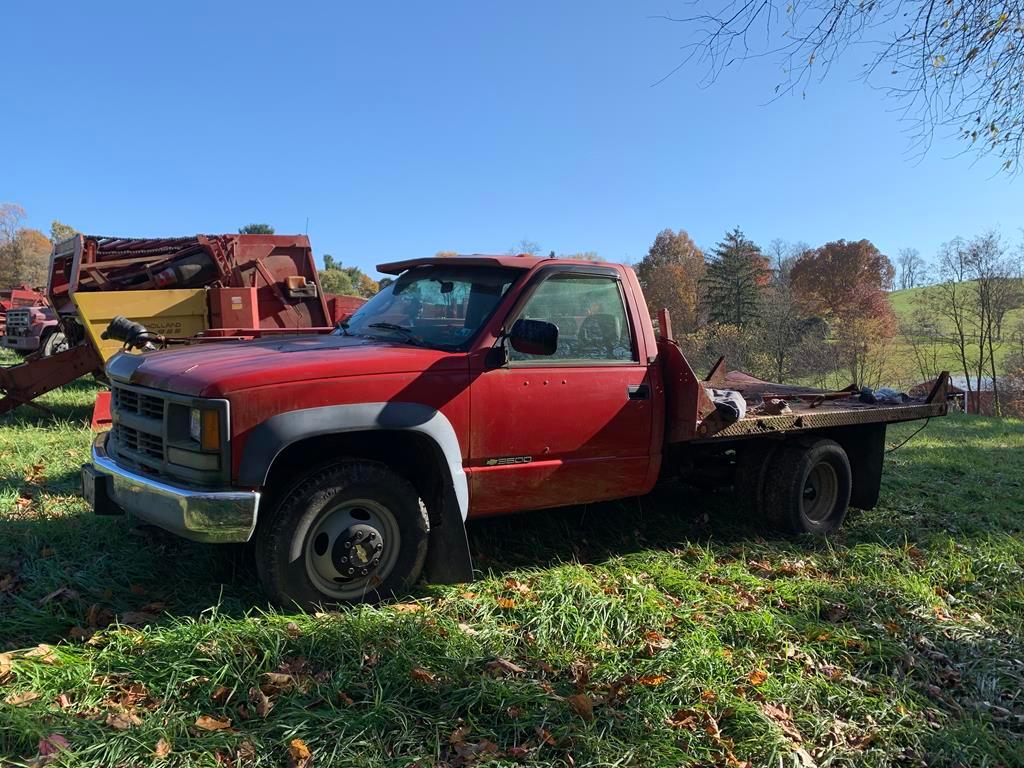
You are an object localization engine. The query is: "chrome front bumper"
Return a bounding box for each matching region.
[86,432,260,543]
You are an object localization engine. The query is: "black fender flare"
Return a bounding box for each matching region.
[238,401,473,584]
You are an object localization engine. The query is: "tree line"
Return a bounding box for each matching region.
[630,225,1024,417]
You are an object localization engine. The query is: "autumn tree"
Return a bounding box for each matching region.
[0,204,50,288]
[701,227,769,326]
[790,239,897,386]
[0,229,51,288]
[669,1,1024,171]
[560,251,604,261]
[50,220,78,243]
[319,255,379,298]
[239,223,275,234]
[634,228,705,333]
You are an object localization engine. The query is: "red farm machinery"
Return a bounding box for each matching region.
[0,234,363,418]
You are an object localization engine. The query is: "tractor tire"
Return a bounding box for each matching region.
[763,439,852,536]
[255,460,429,609]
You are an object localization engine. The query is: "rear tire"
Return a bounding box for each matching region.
[733,440,781,518]
[763,439,851,535]
[255,460,429,609]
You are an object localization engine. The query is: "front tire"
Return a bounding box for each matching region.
[255,461,429,608]
[42,331,68,357]
[763,439,852,535]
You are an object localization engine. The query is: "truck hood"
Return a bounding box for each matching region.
[107,334,462,396]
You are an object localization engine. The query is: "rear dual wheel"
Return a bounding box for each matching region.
[738,438,852,535]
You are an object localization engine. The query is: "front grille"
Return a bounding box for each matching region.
[116,424,164,460]
[111,384,167,469]
[114,387,166,420]
[5,309,30,332]
[107,382,229,487]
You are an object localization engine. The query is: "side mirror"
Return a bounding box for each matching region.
[508,318,558,356]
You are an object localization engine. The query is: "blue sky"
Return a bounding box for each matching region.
[2,1,1020,277]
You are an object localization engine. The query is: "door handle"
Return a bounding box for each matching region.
[627,384,650,401]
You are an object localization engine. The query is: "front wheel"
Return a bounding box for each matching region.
[763,439,852,535]
[255,461,429,608]
[42,331,68,357]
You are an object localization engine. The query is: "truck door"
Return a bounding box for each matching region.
[468,267,654,515]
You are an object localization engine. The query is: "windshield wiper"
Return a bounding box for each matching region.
[336,320,353,336]
[366,322,426,346]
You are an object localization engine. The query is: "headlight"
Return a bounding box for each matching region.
[190,407,222,452]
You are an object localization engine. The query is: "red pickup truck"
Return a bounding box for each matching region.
[82,255,949,607]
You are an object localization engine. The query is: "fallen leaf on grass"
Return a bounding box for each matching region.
[236,741,256,762]
[249,686,273,718]
[5,690,40,707]
[106,711,142,730]
[0,652,11,682]
[748,668,769,686]
[85,604,115,628]
[55,693,71,709]
[195,715,231,731]
[409,666,436,684]
[636,674,668,687]
[643,630,673,656]
[154,738,172,758]
[287,738,313,768]
[665,708,700,729]
[505,578,533,596]
[38,733,70,756]
[37,586,78,606]
[535,727,557,746]
[822,604,849,623]
[457,622,479,636]
[565,693,594,722]
[496,597,516,609]
[486,658,526,676]
[211,685,232,704]
[701,689,717,703]
[392,602,424,613]
[760,702,804,744]
[25,644,58,663]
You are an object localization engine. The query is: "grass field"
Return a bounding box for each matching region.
[1,353,1023,767]
[888,284,1024,385]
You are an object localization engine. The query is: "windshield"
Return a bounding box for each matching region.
[335,265,522,349]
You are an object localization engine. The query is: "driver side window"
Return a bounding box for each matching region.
[508,274,636,362]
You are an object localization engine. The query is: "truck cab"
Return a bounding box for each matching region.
[1,305,60,356]
[83,254,948,607]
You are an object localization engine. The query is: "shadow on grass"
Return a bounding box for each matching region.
[0,376,101,428]
[1,417,1019,649]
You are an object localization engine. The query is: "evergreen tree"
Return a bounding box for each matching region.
[702,227,769,326]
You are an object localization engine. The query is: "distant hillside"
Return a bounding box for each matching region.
[887,282,1023,385]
